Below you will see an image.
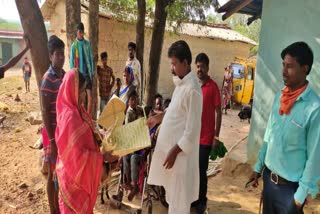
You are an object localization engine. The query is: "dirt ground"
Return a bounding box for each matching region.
[0,69,319,214]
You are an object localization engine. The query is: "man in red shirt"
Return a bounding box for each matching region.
[193,53,222,213]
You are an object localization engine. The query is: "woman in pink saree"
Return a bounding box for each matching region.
[55,68,102,213]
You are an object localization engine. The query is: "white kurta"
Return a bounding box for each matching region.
[147,72,203,213]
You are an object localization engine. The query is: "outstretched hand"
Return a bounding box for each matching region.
[147,115,158,129]
[103,152,119,163]
[147,112,164,129]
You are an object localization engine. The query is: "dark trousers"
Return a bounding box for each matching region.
[263,167,304,214]
[198,145,211,206]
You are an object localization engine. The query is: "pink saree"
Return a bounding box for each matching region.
[55,69,102,213]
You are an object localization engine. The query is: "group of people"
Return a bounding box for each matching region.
[2,21,319,214]
[146,40,320,214]
[39,22,112,213]
[39,22,146,214]
[146,40,222,214]
[37,25,221,212]
[96,42,142,115]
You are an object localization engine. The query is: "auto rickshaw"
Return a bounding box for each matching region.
[230,56,256,105]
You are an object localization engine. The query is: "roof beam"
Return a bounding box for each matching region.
[222,0,253,20]
[247,13,261,25]
[217,0,238,13]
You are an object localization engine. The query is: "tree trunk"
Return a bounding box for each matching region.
[15,0,50,88]
[145,0,173,106]
[136,0,146,101]
[66,0,81,51]
[89,0,99,119]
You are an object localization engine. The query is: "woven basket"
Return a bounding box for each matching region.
[98,95,126,130]
[101,116,151,157]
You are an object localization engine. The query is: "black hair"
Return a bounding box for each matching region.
[124,66,133,75]
[144,106,153,118]
[78,71,86,89]
[128,90,138,100]
[77,22,84,31]
[281,41,313,75]
[48,35,65,55]
[116,78,121,83]
[154,93,163,100]
[168,40,192,65]
[100,51,108,59]
[163,98,171,109]
[195,53,209,66]
[128,42,137,50]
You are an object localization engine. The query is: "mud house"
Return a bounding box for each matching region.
[41,0,256,98]
[0,30,29,67]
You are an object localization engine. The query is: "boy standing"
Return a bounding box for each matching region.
[97,51,115,114]
[70,22,94,114]
[22,57,32,92]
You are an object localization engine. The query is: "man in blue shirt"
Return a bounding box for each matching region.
[249,42,320,214]
[70,22,94,115]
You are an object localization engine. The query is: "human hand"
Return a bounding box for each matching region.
[212,138,219,149]
[247,171,261,188]
[294,200,302,209]
[103,151,119,163]
[295,195,311,209]
[147,115,158,129]
[304,196,311,206]
[163,145,181,169]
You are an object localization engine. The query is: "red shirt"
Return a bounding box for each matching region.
[200,77,221,146]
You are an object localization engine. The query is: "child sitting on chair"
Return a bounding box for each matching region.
[123,90,144,201]
[149,94,164,146]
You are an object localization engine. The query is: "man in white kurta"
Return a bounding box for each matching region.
[148,40,203,213]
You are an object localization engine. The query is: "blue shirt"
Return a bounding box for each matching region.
[70,39,94,79]
[254,85,320,204]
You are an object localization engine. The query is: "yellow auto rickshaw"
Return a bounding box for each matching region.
[231,57,256,105]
